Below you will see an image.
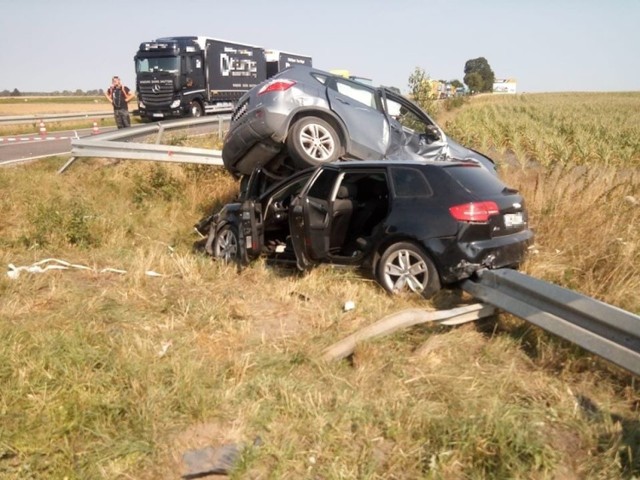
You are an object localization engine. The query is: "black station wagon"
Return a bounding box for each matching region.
[196,159,533,298]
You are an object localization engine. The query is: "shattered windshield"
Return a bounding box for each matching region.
[136,57,180,74]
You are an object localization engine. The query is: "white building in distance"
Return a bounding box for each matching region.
[493,79,517,94]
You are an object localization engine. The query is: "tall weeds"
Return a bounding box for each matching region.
[0,97,638,479]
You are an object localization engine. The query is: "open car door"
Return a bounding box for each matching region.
[288,168,341,270]
[239,199,264,263]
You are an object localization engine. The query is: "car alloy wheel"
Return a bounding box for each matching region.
[213,225,239,263]
[287,116,340,168]
[377,242,441,298]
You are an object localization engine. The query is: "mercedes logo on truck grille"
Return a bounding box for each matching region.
[152,84,161,94]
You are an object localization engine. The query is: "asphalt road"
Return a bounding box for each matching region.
[0,126,117,166]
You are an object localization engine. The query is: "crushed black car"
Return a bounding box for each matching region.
[222,65,497,178]
[196,159,533,298]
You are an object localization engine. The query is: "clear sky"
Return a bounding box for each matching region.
[1,0,638,94]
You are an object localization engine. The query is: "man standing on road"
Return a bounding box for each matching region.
[105,76,134,128]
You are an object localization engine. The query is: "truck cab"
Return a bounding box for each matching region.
[134,38,207,119]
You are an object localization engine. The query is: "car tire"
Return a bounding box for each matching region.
[377,242,441,298]
[287,116,341,169]
[190,101,203,118]
[213,224,239,263]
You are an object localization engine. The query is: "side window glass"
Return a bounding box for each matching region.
[335,80,376,109]
[386,97,430,133]
[307,169,340,199]
[391,167,433,197]
[271,175,312,204]
[311,73,327,85]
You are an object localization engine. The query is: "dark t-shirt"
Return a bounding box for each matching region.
[108,85,130,110]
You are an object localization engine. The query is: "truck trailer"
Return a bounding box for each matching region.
[134,36,312,120]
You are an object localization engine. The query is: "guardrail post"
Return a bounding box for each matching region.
[155,123,166,145]
[218,116,223,138]
[57,157,78,174]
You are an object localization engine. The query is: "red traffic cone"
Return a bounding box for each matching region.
[92,121,99,135]
[39,120,46,137]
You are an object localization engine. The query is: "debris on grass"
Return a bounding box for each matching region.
[6,258,165,279]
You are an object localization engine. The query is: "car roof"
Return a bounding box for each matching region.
[321,159,482,170]
[280,66,403,98]
[277,65,380,89]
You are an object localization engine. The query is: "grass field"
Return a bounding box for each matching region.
[0,93,638,479]
[0,96,111,116]
[0,96,126,135]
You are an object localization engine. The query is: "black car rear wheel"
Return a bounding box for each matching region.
[287,116,341,169]
[377,242,441,298]
[213,224,239,263]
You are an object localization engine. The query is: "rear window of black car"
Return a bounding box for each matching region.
[445,165,507,195]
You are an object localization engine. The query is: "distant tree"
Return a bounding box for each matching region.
[463,57,495,93]
[407,67,438,116]
[450,79,464,89]
[464,72,483,93]
[10,88,21,97]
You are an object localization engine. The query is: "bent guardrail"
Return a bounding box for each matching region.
[461,269,640,377]
[58,115,230,173]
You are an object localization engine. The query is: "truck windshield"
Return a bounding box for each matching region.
[136,57,180,74]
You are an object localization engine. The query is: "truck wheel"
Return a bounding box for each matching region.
[287,116,341,169]
[213,225,239,263]
[377,242,441,298]
[190,101,203,118]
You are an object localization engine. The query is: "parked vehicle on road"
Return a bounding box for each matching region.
[196,159,532,298]
[222,65,496,178]
[134,37,311,120]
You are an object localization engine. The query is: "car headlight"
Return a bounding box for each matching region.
[170,100,181,108]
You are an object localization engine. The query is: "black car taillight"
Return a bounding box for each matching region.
[449,201,499,223]
[258,79,296,95]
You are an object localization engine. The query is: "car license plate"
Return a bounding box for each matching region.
[504,212,523,227]
[152,113,164,118]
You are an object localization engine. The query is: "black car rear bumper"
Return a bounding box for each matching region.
[439,229,534,283]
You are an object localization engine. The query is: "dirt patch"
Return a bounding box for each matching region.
[229,296,310,342]
[151,420,247,480]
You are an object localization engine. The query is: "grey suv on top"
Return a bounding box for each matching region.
[222,65,496,178]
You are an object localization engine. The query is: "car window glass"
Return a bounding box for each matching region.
[386,97,431,133]
[306,169,340,199]
[335,79,376,109]
[391,167,433,197]
[446,165,506,195]
[311,73,327,85]
[270,175,312,204]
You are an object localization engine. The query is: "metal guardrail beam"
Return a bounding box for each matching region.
[58,115,230,173]
[461,269,640,376]
[69,139,223,165]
